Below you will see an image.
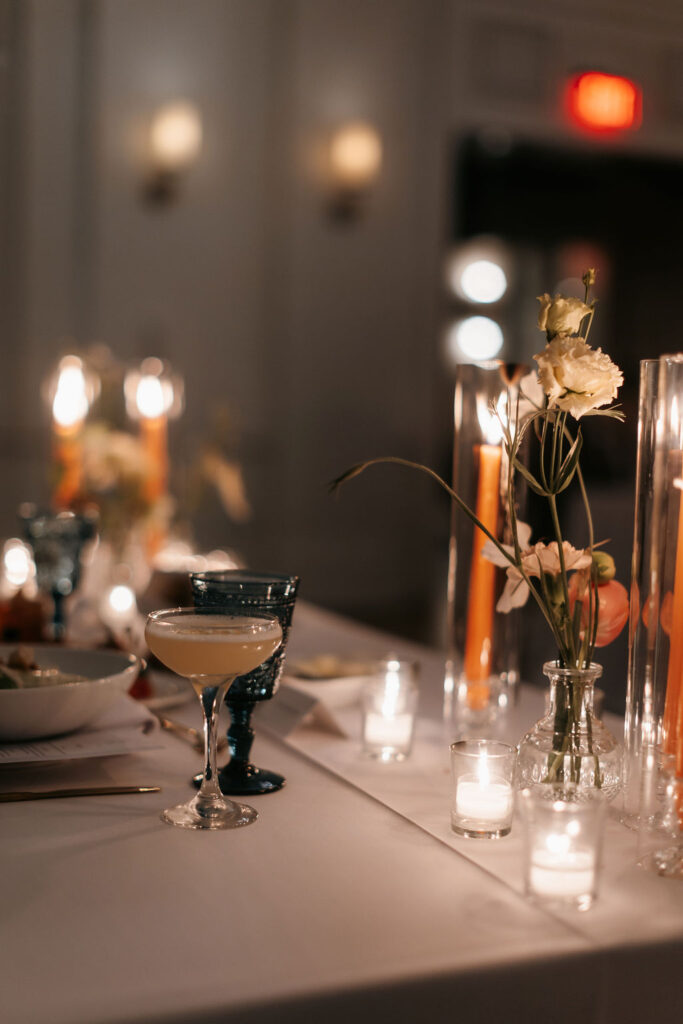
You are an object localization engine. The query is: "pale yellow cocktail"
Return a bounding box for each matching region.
[145,613,282,681]
[145,607,282,831]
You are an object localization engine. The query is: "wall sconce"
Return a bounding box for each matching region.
[143,101,203,206]
[326,121,383,223]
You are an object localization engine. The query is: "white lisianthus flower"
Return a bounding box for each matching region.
[537,293,592,337]
[534,335,623,419]
[482,530,592,613]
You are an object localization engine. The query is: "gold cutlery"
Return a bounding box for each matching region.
[0,785,161,802]
[156,715,228,753]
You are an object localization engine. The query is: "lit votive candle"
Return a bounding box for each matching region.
[519,789,606,911]
[456,776,513,822]
[361,657,419,762]
[450,740,516,838]
[364,712,414,750]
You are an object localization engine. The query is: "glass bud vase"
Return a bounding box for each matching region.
[517,662,622,800]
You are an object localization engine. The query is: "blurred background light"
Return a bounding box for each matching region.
[446,316,504,362]
[445,237,512,303]
[3,538,35,590]
[566,72,641,133]
[459,259,508,303]
[149,101,203,172]
[328,121,383,189]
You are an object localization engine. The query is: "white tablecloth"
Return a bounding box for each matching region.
[2,603,681,1024]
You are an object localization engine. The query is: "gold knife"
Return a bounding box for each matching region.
[0,785,161,802]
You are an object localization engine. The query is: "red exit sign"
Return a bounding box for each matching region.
[566,72,642,133]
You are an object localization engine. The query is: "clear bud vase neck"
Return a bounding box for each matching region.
[517,661,622,800]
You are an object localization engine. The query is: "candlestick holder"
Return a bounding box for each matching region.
[623,356,683,877]
[361,658,419,762]
[445,361,529,733]
[518,787,606,911]
[450,738,515,838]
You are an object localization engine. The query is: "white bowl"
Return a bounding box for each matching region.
[0,645,141,742]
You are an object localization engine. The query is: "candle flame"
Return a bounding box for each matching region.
[136,375,167,419]
[52,356,90,429]
[546,832,571,856]
[478,750,490,788]
[381,669,401,717]
[476,394,506,446]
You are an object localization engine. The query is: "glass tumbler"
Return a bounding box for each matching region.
[518,787,606,911]
[190,570,299,795]
[361,658,419,762]
[450,739,515,838]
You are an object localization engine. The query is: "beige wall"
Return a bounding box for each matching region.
[2,0,683,640]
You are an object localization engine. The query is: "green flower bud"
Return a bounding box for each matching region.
[592,551,615,583]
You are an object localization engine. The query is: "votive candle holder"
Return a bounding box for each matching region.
[518,788,606,912]
[450,739,515,838]
[361,657,419,762]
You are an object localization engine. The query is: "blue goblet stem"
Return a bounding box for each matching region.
[226,701,255,775]
[50,591,66,642]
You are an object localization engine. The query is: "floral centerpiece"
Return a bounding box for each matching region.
[333,269,629,795]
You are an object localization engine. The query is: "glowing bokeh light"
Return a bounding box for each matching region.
[52,356,91,429]
[107,584,136,617]
[447,316,503,362]
[150,102,202,170]
[3,539,35,589]
[136,375,166,419]
[329,122,383,188]
[460,260,507,304]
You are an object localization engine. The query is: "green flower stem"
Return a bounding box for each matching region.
[548,492,576,665]
[562,421,597,665]
[539,411,550,491]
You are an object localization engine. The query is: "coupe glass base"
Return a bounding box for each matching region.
[161,795,258,830]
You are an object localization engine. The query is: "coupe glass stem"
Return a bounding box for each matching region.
[194,677,234,815]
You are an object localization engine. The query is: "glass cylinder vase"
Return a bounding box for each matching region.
[623,355,683,877]
[516,661,622,800]
[445,360,528,732]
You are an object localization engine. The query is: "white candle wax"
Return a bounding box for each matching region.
[455,776,513,823]
[529,849,596,898]
[364,711,413,748]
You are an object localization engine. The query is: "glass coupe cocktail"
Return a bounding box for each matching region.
[145,608,282,830]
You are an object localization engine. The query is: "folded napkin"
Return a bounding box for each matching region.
[0,696,163,765]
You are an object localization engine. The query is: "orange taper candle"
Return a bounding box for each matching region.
[664,468,683,776]
[52,424,83,509]
[463,443,502,709]
[141,414,168,558]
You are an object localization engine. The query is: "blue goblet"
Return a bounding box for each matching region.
[20,504,97,641]
[190,570,299,795]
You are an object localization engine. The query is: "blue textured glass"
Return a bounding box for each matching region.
[189,570,300,796]
[20,505,97,640]
[190,571,299,702]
